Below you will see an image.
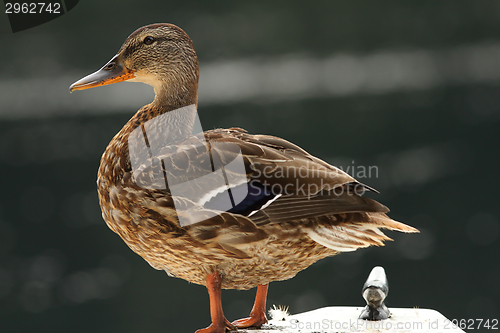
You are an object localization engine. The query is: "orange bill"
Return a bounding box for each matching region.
[69,54,135,92]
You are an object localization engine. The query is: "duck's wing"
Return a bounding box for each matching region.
[205,129,382,220]
[205,129,418,252]
[129,127,416,255]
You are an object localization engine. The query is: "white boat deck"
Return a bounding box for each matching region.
[235,306,465,333]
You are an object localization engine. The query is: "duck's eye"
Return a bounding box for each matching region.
[144,36,155,45]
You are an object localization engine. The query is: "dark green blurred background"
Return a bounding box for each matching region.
[1,1,499,332]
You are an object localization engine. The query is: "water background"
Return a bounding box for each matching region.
[0,1,499,332]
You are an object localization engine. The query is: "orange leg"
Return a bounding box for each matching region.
[195,271,235,333]
[232,284,269,328]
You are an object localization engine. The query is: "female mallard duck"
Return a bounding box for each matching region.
[70,23,417,333]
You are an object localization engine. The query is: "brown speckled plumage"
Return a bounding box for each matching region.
[71,23,418,333]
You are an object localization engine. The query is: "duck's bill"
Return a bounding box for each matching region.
[69,54,135,92]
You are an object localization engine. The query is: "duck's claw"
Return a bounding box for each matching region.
[195,318,235,333]
[231,313,268,328]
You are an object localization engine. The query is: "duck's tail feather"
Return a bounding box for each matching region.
[306,212,418,252]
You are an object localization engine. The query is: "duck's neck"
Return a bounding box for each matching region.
[151,77,199,113]
[144,80,199,141]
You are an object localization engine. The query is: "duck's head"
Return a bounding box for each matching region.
[70,23,199,108]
